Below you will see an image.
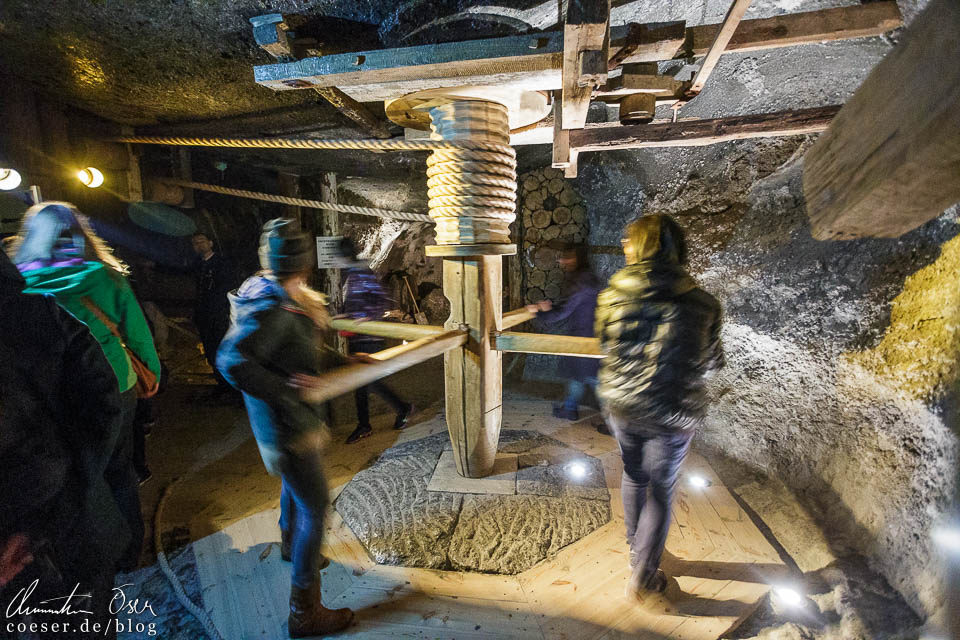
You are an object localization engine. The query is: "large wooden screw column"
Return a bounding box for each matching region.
[423,99,518,478]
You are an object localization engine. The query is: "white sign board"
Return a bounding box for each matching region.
[316,236,343,269]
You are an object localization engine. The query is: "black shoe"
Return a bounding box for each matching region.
[393,404,415,430]
[346,425,372,444]
[595,420,610,435]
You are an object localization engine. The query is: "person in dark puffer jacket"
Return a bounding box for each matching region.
[217,219,353,637]
[595,214,724,608]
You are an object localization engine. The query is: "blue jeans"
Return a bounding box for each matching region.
[606,407,694,588]
[277,451,329,589]
[564,377,598,412]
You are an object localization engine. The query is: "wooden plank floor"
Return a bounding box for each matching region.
[193,400,785,639]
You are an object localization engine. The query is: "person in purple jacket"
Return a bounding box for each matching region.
[337,237,414,444]
[529,242,602,422]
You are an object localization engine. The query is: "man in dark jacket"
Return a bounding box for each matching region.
[595,215,724,607]
[192,231,236,393]
[0,250,127,638]
[530,242,602,421]
[217,220,353,637]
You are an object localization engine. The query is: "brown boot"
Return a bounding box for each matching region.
[288,583,353,638]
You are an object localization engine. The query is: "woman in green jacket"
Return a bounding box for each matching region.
[11,202,161,570]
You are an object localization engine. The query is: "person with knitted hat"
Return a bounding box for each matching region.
[217,219,354,636]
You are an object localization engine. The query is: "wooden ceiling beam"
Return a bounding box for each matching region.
[569,105,839,152]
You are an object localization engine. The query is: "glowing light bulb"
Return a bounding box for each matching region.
[567,462,587,479]
[77,167,104,188]
[688,475,710,488]
[773,586,803,607]
[0,168,22,190]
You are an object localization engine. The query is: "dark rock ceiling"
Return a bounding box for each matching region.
[1,0,898,135]
[0,0,563,136]
[0,0,922,174]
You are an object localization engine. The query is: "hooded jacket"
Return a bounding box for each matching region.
[595,218,724,429]
[0,251,129,574]
[20,261,162,393]
[217,275,341,474]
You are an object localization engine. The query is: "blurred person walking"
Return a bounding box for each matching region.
[0,250,127,638]
[12,202,161,571]
[218,219,353,637]
[528,242,602,423]
[336,237,414,444]
[595,215,724,608]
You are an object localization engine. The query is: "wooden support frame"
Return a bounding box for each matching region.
[561,0,611,131]
[803,0,960,239]
[301,329,467,405]
[443,256,503,478]
[551,91,580,177]
[253,3,900,103]
[494,332,603,358]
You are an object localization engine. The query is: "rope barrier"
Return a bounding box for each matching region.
[159,179,432,223]
[113,134,515,158]
[153,478,226,640]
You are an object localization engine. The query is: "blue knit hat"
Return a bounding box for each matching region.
[258,218,312,276]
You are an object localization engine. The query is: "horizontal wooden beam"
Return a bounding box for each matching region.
[501,308,537,330]
[301,329,467,404]
[569,105,839,152]
[683,1,902,58]
[253,4,900,103]
[803,0,960,239]
[494,332,603,358]
[330,318,445,341]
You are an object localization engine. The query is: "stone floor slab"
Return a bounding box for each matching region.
[427,450,519,495]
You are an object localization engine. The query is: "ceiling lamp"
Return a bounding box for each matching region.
[77,166,104,188]
[0,168,22,191]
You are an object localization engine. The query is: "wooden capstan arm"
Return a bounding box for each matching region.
[330,318,446,341]
[300,329,468,404]
[493,331,604,357]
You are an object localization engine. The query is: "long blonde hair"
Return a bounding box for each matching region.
[8,201,129,274]
[274,272,331,330]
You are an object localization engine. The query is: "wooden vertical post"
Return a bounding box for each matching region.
[443,255,503,478]
[278,172,302,225]
[320,172,345,352]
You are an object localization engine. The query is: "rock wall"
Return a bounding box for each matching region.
[525,138,959,625]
